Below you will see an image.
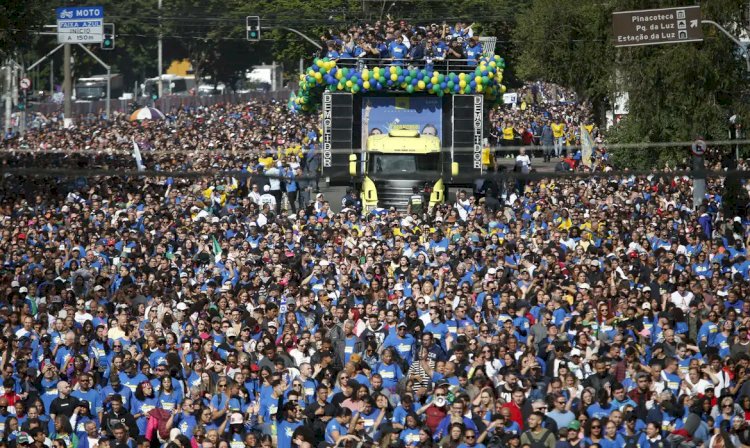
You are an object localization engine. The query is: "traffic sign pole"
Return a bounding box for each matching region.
[692,139,707,210]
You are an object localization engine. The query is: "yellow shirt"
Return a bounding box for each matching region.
[502,127,515,140]
[551,123,565,138]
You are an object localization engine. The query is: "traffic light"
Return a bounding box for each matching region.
[149,84,159,101]
[246,16,261,41]
[101,23,115,50]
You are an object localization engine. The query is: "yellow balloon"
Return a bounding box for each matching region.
[476,85,483,93]
[489,61,497,68]
[314,72,322,80]
[488,72,494,79]
[363,81,370,89]
[335,71,343,80]
[362,70,370,81]
[459,80,466,88]
[475,76,482,84]
[390,66,397,74]
[337,83,344,90]
[346,80,353,88]
[501,85,507,93]
[417,80,426,90]
[458,73,466,81]
[327,61,336,70]
[433,71,439,78]
[431,77,438,85]
[391,73,398,81]
[316,60,324,67]
[308,69,315,77]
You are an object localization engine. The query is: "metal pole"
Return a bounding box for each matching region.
[50,59,54,97]
[106,67,111,120]
[63,44,72,123]
[693,154,706,209]
[4,61,11,134]
[158,0,163,99]
[702,20,750,73]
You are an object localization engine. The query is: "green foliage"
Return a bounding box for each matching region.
[0,0,46,59]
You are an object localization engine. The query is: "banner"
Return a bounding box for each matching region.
[361,96,443,150]
[581,124,594,168]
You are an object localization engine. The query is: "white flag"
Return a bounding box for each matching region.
[132,139,145,172]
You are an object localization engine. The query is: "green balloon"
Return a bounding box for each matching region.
[447,81,455,89]
[438,74,445,83]
[406,85,415,93]
[482,76,489,84]
[396,66,403,75]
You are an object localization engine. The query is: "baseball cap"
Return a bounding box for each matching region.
[176,302,189,311]
[397,322,407,329]
[568,420,581,430]
[229,413,244,425]
[19,287,28,294]
[16,432,31,445]
[226,328,238,338]
[93,285,105,292]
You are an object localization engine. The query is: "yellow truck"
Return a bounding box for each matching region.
[349,127,458,212]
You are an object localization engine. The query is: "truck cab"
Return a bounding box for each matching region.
[349,127,458,212]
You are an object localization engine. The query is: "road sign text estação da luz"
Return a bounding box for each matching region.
[612,6,703,47]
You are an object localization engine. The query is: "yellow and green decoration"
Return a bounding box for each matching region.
[290,55,506,112]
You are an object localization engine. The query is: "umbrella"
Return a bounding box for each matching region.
[129,107,165,121]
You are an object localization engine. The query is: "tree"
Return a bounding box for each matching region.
[514,0,750,169]
[0,0,46,59]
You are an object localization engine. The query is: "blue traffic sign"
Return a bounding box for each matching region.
[56,6,104,44]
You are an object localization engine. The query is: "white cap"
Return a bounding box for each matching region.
[319,259,330,267]
[93,285,105,292]
[57,310,68,319]
[19,287,28,293]
[642,302,651,310]
[10,281,19,288]
[176,302,189,311]
[570,348,582,357]
[263,185,270,192]
[578,283,591,290]
[229,412,244,425]
[487,268,497,275]
[394,283,404,291]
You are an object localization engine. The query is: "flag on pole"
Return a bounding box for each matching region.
[211,236,222,263]
[132,139,146,172]
[580,125,594,168]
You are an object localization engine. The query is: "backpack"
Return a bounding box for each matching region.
[525,429,552,448]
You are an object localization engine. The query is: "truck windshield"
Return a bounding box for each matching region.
[369,153,440,174]
[76,86,105,100]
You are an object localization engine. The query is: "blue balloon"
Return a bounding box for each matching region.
[411,78,418,86]
[397,75,404,83]
[311,65,319,72]
[453,85,460,92]
[427,83,433,90]
[470,81,476,88]
[440,82,447,89]
[482,70,488,76]
[358,79,363,86]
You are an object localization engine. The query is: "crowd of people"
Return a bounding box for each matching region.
[488,83,606,172]
[319,20,485,68]
[0,86,747,448]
